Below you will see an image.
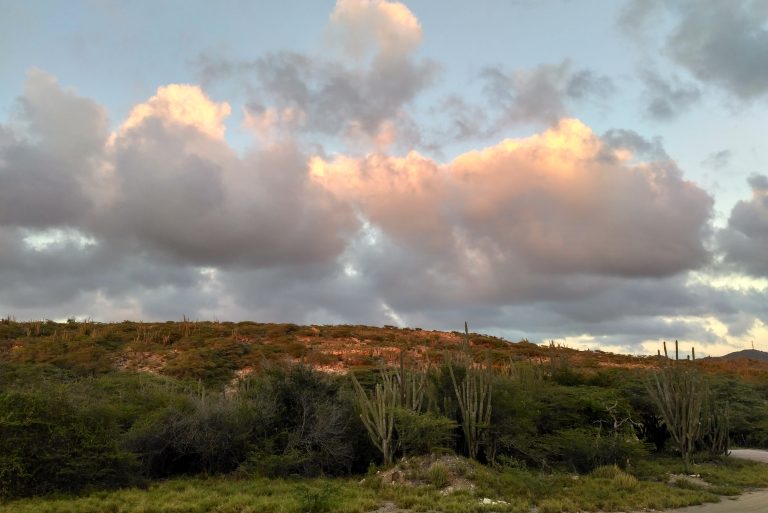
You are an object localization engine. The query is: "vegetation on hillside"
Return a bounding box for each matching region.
[2,318,768,511]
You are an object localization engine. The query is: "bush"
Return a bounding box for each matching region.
[125,392,254,476]
[540,428,647,473]
[0,387,138,498]
[394,408,457,456]
[237,364,357,476]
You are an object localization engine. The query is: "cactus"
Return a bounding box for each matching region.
[647,363,704,471]
[648,343,730,468]
[701,391,730,458]
[351,350,428,465]
[396,350,427,412]
[448,323,493,461]
[351,370,399,465]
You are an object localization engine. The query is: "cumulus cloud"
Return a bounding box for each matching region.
[0,71,358,321]
[0,70,107,228]
[311,119,713,306]
[120,84,231,140]
[3,0,764,352]
[327,0,422,62]
[719,175,768,276]
[97,84,357,268]
[196,0,436,150]
[666,0,768,100]
[1,70,761,352]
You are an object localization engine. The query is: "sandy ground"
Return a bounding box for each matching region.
[649,450,768,513]
[728,449,768,463]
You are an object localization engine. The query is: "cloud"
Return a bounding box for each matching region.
[0,70,106,228]
[702,149,732,170]
[640,70,701,121]
[1,72,761,352]
[196,0,437,150]
[311,119,713,301]
[621,0,768,100]
[327,0,422,62]
[0,71,362,320]
[120,84,231,140]
[666,0,768,100]
[601,128,669,161]
[480,61,615,129]
[719,175,768,276]
[97,85,357,268]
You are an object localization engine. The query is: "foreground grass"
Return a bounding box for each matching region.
[3,457,768,513]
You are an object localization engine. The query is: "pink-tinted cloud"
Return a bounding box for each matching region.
[312,119,713,289]
[328,0,422,62]
[120,84,231,140]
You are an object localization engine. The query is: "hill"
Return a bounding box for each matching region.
[720,349,768,361]
[2,318,768,384]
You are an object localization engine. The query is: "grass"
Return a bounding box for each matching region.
[0,478,379,513]
[3,456,768,513]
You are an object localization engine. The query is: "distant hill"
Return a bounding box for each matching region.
[720,349,768,361]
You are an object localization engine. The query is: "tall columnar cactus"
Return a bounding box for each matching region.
[448,323,493,461]
[396,350,427,412]
[647,363,704,471]
[701,390,730,458]
[351,371,399,465]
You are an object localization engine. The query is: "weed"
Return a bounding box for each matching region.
[428,463,450,488]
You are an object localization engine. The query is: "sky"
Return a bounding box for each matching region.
[1,0,768,356]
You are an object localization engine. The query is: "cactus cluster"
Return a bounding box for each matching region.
[447,323,493,460]
[351,351,428,465]
[647,342,730,470]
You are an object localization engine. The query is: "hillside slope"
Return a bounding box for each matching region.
[2,319,767,384]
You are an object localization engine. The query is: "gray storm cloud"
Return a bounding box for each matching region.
[0,70,105,228]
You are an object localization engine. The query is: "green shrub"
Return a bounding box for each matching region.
[541,428,647,473]
[395,408,457,456]
[237,364,357,476]
[0,387,138,498]
[125,392,254,477]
